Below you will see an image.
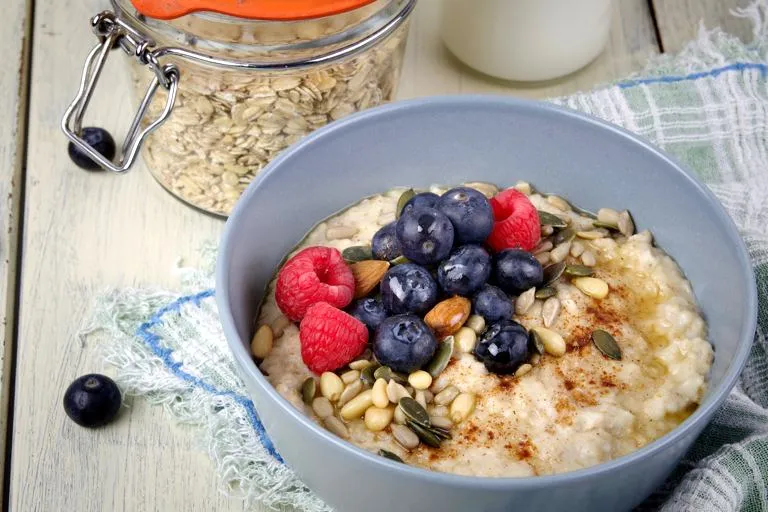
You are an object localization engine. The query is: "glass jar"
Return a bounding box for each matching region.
[63,0,414,216]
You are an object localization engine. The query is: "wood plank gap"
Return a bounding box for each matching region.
[2,0,34,509]
[647,0,666,53]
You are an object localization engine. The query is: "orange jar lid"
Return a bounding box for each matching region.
[130,0,379,20]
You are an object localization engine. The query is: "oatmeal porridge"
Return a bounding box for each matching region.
[254,181,713,477]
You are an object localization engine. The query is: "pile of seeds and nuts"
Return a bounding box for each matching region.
[252,180,639,462]
[128,11,410,216]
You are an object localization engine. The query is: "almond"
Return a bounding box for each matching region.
[350,260,390,299]
[424,296,471,338]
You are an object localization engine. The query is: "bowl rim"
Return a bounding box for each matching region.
[216,95,758,487]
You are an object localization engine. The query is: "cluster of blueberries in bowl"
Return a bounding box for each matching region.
[348,186,546,376]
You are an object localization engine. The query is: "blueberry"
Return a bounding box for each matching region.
[373,314,438,373]
[67,127,116,171]
[372,222,401,261]
[494,249,544,296]
[63,374,122,428]
[348,297,388,332]
[437,245,491,296]
[380,263,439,315]
[472,284,513,323]
[395,207,455,265]
[401,192,440,216]
[474,319,531,374]
[437,187,494,244]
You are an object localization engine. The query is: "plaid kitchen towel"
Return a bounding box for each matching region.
[80,2,768,511]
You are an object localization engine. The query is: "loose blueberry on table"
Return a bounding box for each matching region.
[265,181,627,458]
[67,127,116,171]
[63,373,122,428]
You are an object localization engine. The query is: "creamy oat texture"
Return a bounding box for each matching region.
[257,185,714,477]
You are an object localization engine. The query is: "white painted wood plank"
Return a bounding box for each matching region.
[0,0,31,503]
[653,0,755,54]
[11,0,658,510]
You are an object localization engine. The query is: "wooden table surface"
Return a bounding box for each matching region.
[0,0,752,510]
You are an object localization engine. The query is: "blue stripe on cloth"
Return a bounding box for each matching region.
[135,289,284,463]
[617,62,768,89]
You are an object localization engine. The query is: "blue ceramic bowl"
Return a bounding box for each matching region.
[216,96,757,512]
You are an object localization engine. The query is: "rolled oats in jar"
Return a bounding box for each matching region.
[62,0,414,215]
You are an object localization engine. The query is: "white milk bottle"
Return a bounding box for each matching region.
[440,0,613,81]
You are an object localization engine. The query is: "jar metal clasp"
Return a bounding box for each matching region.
[61,11,179,173]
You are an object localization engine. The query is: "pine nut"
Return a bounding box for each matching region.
[532,327,567,357]
[270,315,291,338]
[534,240,553,254]
[514,181,532,195]
[311,397,334,418]
[535,251,551,265]
[320,372,344,402]
[450,393,476,424]
[581,250,597,266]
[349,359,373,371]
[386,380,410,404]
[250,325,273,359]
[323,416,348,438]
[550,241,572,263]
[429,374,450,394]
[515,363,533,377]
[393,404,407,424]
[573,277,609,299]
[454,327,477,353]
[340,370,360,384]
[391,424,420,449]
[463,181,499,198]
[372,378,389,408]
[415,390,428,409]
[340,390,373,420]
[364,405,394,432]
[515,287,536,315]
[618,210,635,237]
[576,230,606,240]
[434,385,460,406]
[325,225,358,240]
[570,240,585,258]
[597,208,620,226]
[430,405,449,417]
[430,416,453,429]
[466,315,485,334]
[338,380,363,407]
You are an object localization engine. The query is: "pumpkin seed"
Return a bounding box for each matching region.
[570,204,598,219]
[592,329,622,360]
[529,330,545,355]
[301,377,317,405]
[399,397,431,429]
[389,255,410,265]
[406,420,441,448]
[395,188,415,219]
[592,221,619,231]
[429,426,452,440]
[542,261,566,286]
[516,287,536,315]
[374,366,408,384]
[553,228,576,246]
[538,210,568,228]
[360,363,380,387]
[378,449,404,463]
[618,210,635,237]
[535,287,557,300]
[565,264,594,277]
[342,245,373,263]
[424,336,454,377]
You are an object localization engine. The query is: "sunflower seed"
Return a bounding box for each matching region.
[547,195,571,211]
[570,240,585,257]
[430,415,453,429]
[341,370,360,384]
[378,449,404,463]
[430,405,449,417]
[542,297,561,327]
[342,245,373,263]
[576,230,607,240]
[323,416,349,438]
[406,420,441,448]
[592,329,622,360]
[538,211,568,228]
[565,264,594,277]
[550,241,572,263]
[392,424,420,449]
[349,359,373,371]
[529,330,546,355]
[618,210,635,237]
[424,336,454,378]
[338,380,364,407]
[515,287,536,315]
[514,181,533,195]
[433,385,460,406]
[581,250,597,266]
[387,380,410,404]
[542,261,566,286]
[534,240,554,254]
[553,228,576,246]
[597,208,620,226]
[463,181,498,198]
[535,287,557,300]
[535,252,551,266]
[399,397,431,429]
[312,397,334,418]
[396,189,415,219]
[301,377,317,405]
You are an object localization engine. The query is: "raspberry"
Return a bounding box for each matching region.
[300,302,369,373]
[275,246,355,321]
[487,189,541,252]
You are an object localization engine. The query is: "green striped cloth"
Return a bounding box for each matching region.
[550,3,768,510]
[84,3,768,511]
